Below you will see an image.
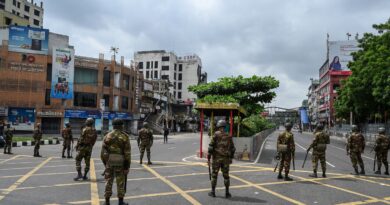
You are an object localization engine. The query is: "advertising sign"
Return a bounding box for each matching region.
[300,108,309,124]
[103,112,133,120]
[64,110,101,119]
[50,47,75,99]
[328,40,360,71]
[8,108,35,131]
[8,25,49,54]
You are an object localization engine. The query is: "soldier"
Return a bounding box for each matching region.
[277,122,295,181]
[137,122,153,165]
[33,123,43,157]
[101,118,131,205]
[163,126,169,144]
[308,124,330,178]
[346,125,365,175]
[4,124,13,154]
[374,127,389,175]
[74,118,97,181]
[62,123,73,158]
[207,120,235,198]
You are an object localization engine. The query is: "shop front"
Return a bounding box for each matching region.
[64,109,102,135]
[37,109,63,134]
[103,112,134,133]
[8,107,35,133]
[0,107,8,124]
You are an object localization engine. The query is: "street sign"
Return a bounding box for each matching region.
[100,99,105,111]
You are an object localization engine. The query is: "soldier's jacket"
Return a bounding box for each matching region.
[4,128,13,141]
[309,131,330,153]
[375,134,390,152]
[101,130,131,169]
[62,127,73,140]
[208,130,236,161]
[347,132,365,153]
[138,128,153,146]
[77,126,97,147]
[277,131,295,154]
[33,128,42,141]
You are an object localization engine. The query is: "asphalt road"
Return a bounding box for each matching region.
[1,131,390,205]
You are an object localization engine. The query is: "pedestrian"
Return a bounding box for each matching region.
[137,122,153,165]
[101,118,131,205]
[374,127,389,175]
[33,123,43,157]
[74,118,97,181]
[276,122,295,181]
[62,123,73,158]
[346,125,365,175]
[3,124,13,154]
[308,124,330,178]
[207,120,235,198]
[163,126,169,144]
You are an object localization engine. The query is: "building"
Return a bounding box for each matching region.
[307,78,319,128]
[0,25,140,134]
[0,0,44,27]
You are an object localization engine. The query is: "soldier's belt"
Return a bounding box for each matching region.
[277,144,288,153]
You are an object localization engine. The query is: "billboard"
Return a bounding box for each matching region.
[8,26,49,54]
[64,110,101,119]
[8,107,35,131]
[328,40,360,71]
[50,47,74,99]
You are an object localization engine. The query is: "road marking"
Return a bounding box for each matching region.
[336,199,380,205]
[329,144,376,161]
[0,157,52,202]
[168,147,176,150]
[90,159,99,205]
[295,142,336,168]
[0,155,19,164]
[142,164,201,205]
[0,164,73,171]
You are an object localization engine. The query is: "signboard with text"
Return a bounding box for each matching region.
[8,26,49,54]
[50,47,75,99]
[328,40,359,71]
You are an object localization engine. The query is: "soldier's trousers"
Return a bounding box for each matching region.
[75,146,92,173]
[62,140,71,156]
[279,153,292,175]
[350,151,364,169]
[211,161,230,187]
[376,151,389,171]
[34,140,41,154]
[140,144,151,159]
[312,152,326,172]
[4,140,12,153]
[104,167,126,198]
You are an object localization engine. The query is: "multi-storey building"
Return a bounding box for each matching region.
[0,0,43,27]
[307,79,319,128]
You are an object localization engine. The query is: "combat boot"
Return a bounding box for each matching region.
[74,170,83,181]
[3,149,6,154]
[118,198,128,205]
[139,153,143,164]
[36,151,42,157]
[284,174,293,181]
[83,171,89,180]
[277,171,283,179]
[385,165,389,175]
[62,149,66,158]
[309,171,318,178]
[208,186,216,197]
[322,171,327,178]
[375,170,381,175]
[104,197,110,205]
[147,153,152,165]
[225,185,232,198]
[359,168,365,175]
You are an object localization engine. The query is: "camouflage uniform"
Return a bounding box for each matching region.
[74,124,97,180]
[208,120,235,198]
[3,126,13,154]
[137,126,153,164]
[308,130,330,177]
[33,126,43,157]
[101,128,131,204]
[62,126,73,158]
[374,130,389,175]
[347,131,365,174]
[277,129,295,180]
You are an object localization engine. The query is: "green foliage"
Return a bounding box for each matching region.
[335,18,390,122]
[238,115,276,137]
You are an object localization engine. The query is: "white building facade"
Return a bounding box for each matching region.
[1,0,44,27]
[307,79,319,127]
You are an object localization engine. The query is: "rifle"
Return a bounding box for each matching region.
[373,153,377,172]
[124,173,127,192]
[302,149,310,168]
[71,139,74,157]
[292,152,295,171]
[208,158,211,180]
[273,155,280,172]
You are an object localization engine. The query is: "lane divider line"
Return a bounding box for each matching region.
[0,155,19,164]
[90,159,99,205]
[295,142,336,168]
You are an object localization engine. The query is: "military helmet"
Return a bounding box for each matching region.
[112,118,124,126]
[143,122,149,128]
[65,123,71,127]
[285,122,292,129]
[316,124,324,130]
[216,120,227,129]
[378,127,386,134]
[85,118,94,126]
[351,125,358,132]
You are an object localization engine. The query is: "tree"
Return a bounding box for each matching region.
[335,18,390,123]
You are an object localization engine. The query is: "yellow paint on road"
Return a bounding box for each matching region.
[89,159,99,205]
[0,155,19,164]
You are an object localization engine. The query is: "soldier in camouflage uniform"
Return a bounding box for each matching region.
[346,125,365,175]
[277,122,295,181]
[207,120,235,198]
[3,124,13,154]
[137,122,153,165]
[101,118,131,205]
[74,118,97,181]
[374,127,389,175]
[308,124,330,178]
[33,123,43,157]
[62,123,73,158]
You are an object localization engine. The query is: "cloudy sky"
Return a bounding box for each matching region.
[42,0,389,108]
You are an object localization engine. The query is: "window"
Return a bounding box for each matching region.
[178,92,182,99]
[161,75,169,80]
[17,1,20,8]
[12,10,15,14]
[174,82,176,89]
[162,56,170,61]
[179,64,183,71]
[103,95,110,107]
[138,62,143,69]
[121,96,129,109]
[103,70,111,87]
[0,0,4,3]
[24,15,29,20]
[130,98,133,111]
[74,67,98,85]
[46,64,52,81]
[24,5,29,12]
[161,66,169,71]
[33,19,40,26]
[74,92,97,108]
[12,0,16,6]
[34,9,40,16]
[154,71,158,79]
[146,71,149,78]
[174,73,176,80]
[154,61,158,68]
[174,64,177,71]
[123,75,130,90]
[146,61,150,69]
[45,89,50,105]
[178,73,182,81]
[0,4,4,10]
[178,83,182,90]
[5,17,11,25]
[174,91,176,98]
[16,12,20,16]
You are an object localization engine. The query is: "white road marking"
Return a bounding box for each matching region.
[168,147,176,150]
[329,144,375,161]
[295,142,336,168]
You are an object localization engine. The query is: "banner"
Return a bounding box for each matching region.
[64,110,101,119]
[50,47,74,99]
[8,107,35,131]
[8,26,49,54]
[328,40,359,71]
